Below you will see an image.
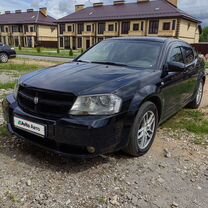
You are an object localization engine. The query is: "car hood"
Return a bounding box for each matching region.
[20,62,152,95]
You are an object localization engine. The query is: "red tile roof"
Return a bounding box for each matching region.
[57,0,200,23]
[0,11,56,25]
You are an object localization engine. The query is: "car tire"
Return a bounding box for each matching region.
[124,101,158,157]
[187,79,204,109]
[0,53,8,63]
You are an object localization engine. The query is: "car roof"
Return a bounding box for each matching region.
[108,37,190,46]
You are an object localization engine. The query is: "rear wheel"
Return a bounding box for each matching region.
[124,101,158,157]
[0,53,8,63]
[187,79,204,109]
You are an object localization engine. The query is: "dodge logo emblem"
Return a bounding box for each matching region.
[34,97,39,105]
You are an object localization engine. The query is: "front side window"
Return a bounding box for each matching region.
[182,47,195,64]
[168,47,184,63]
[77,40,162,69]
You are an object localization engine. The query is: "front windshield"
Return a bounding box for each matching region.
[77,40,162,69]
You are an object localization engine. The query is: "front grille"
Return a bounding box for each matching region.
[17,85,76,117]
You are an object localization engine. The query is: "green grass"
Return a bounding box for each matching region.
[162,109,208,145]
[0,125,10,137]
[16,47,81,58]
[0,62,40,72]
[0,82,15,90]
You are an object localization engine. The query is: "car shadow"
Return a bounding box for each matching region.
[0,135,130,174]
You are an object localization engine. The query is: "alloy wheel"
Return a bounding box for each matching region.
[137,111,156,150]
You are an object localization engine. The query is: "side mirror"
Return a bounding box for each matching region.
[166,61,185,72]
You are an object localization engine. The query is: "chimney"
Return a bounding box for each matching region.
[40,7,48,16]
[93,2,104,7]
[15,10,22,13]
[5,11,11,14]
[27,9,34,12]
[113,0,125,5]
[167,0,178,7]
[75,4,85,12]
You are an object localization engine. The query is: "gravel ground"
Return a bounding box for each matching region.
[0,79,207,208]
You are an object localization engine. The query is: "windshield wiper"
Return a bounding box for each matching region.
[91,61,128,67]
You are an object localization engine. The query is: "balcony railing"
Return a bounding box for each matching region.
[103,31,119,36]
[158,30,176,37]
[63,31,76,36]
[25,32,37,36]
[82,31,95,36]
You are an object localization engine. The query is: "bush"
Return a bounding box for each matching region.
[36,47,41,53]
[69,48,73,57]
[81,48,84,53]
[57,48,60,54]
[18,45,22,50]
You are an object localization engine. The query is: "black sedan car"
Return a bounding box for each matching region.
[2,37,206,157]
[0,43,16,63]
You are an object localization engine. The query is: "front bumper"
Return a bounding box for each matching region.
[2,94,130,158]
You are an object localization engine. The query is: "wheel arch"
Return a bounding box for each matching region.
[140,95,162,123]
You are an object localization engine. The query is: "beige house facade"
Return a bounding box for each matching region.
[57,0,201,50]
[0,8,57,48]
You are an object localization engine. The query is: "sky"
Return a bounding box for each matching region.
[0,0,207,26]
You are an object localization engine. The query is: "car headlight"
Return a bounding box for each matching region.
[14,79,20,99]
[70,94,122,115]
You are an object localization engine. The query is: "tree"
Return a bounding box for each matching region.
[200,27,208,42]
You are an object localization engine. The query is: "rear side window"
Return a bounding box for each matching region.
[168,47,184,63]
[182,47,195,64]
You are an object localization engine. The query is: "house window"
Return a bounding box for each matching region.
[5,27,9,33]
[108,24,114,32]
[77,23,84,34]
[121,22,130,34]
[77,37,82,48]
[163,22,171,30]
[24,25,28,33]
[133,24,139,31]
[149,20,159,34]
[68,25,72,32]
[98,23,105,34]
[172,20,176,30]
[187,23,191,30]
[1,26,4,32]
[30,27,34,32]
[12,25,19,32]
[60,24,65,34]
[86,25,91,32]
[141,21,144,31]
[60,37,64,48]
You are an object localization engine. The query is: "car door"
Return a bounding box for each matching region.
[161,44,188,119]
[180,45,198,104]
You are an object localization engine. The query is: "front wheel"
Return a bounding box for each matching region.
[0,53,8,63]
[187,79,204,109]
[124,101,158,157]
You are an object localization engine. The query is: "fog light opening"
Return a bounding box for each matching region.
[87,146,96,154]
